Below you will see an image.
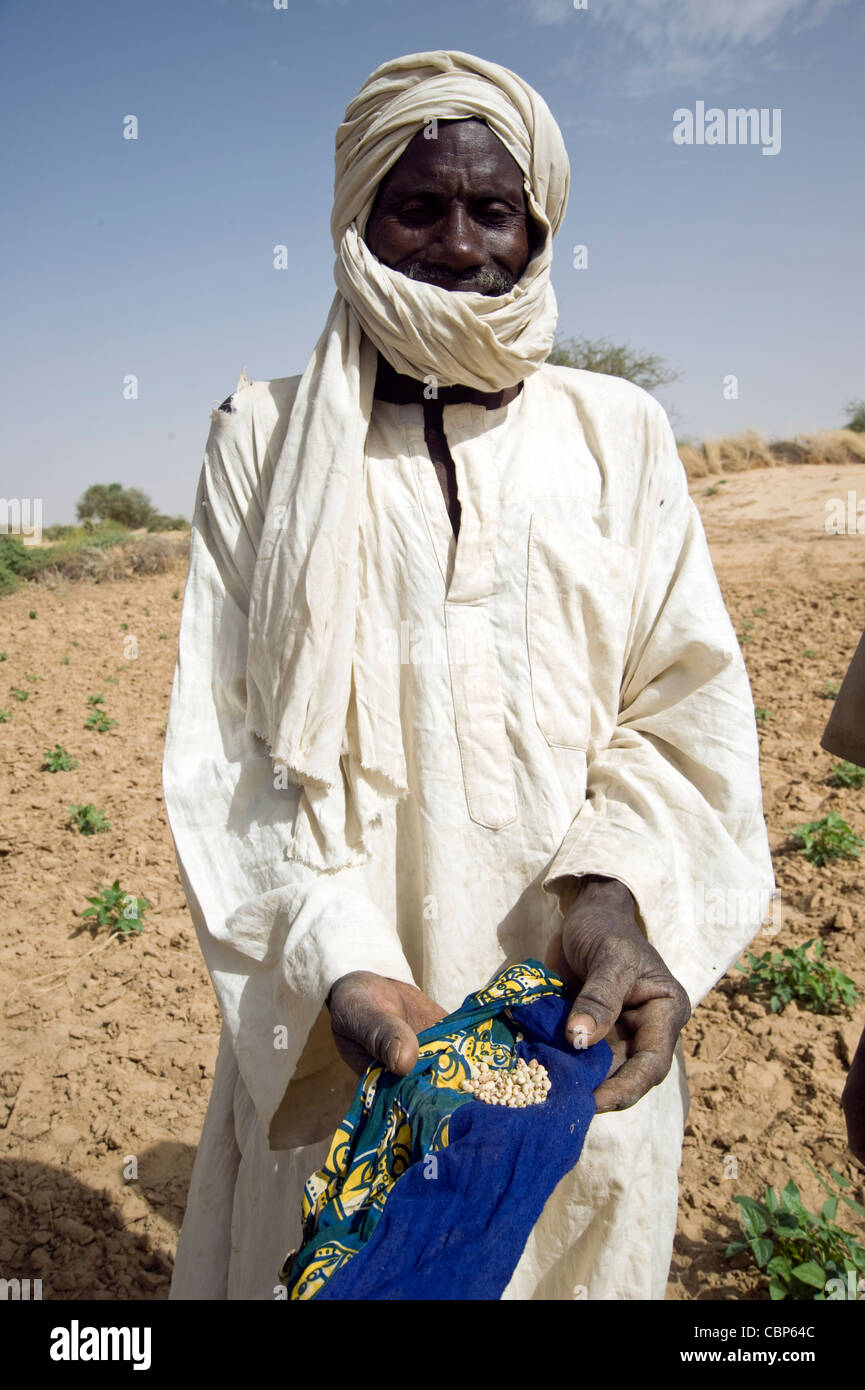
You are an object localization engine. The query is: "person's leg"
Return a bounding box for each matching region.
[169,1026,241,1300]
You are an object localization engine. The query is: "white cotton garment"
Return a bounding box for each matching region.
[163,365,775,1300]
[244,51,570,870]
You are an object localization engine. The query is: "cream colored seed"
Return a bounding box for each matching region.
[463,1059,551,1106]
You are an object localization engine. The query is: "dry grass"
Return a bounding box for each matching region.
[29,534,189,589]
[679,428,865,480]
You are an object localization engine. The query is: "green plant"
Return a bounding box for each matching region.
[25,673,38,683]
[86,692,105,706]
[42,745,79,772]
[85,709,117,733]
[753,606,765,616]
[739,632,752,644]
[705,484,722,497]
[803,647,817,659]
[10,688,28,702]
[828,760,865,789]
[790,811,864,865]
[843,397,865,433]
[29,610,36,620]
[736,938,858,1014]
[0,709,11,723]
[81,879,149,935]
[172,588,179,599]
[0,652,7,661]
[60,656,70,666]
[158,632,167,640]
[755,707,773,723]
[823,680,842,700]
[726,1172,865,1300]
[67,803,111,835]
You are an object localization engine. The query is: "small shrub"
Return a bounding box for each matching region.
[43,745,79,772]
[0,652,7,661]
[736,938,858,1014]
[81,880,149,935]
[60,656,70,666]
[86,692,105,706]
[790,812,864,866]
[85,709,117,733]
[755,707,773,723]
[67,803,111,835]
[10,688,28,702]
[28,610,36,620]
[823,680,842,700]
[828,761,865,789]
[0,709,11,723]
[726,1172,865,1300]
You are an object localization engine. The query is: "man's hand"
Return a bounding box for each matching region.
[328,971,447,1078]
[842,1025,865,1167]
[545,874,691,1113]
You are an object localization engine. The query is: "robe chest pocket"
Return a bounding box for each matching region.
[526,514,639,750]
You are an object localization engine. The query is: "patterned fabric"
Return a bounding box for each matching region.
[281,960,611,1301]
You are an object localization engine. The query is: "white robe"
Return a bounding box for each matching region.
[163,364,773,1300]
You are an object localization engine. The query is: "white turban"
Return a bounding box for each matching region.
[245,50,571,869]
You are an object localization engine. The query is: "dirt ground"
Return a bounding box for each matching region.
[1,463,863,1300]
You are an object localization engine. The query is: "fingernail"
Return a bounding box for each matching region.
[571,1028,589,1052]
[385,1041,401,1072]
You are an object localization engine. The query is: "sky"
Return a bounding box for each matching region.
[1,0,863,523]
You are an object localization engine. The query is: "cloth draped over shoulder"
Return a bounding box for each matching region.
[281,961,611,1301]
[244,50,571,871]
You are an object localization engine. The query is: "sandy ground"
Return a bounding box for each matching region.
[1,464,864,1300]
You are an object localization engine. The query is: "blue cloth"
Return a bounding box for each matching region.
[282,961,611,1301]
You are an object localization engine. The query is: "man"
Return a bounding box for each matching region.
[163,50,774,1299]
[821,632,865,1166]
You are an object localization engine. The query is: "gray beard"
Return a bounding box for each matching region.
[402,261,515,295]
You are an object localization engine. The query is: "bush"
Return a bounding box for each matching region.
[790,812,864,866]
[547,335,679,394]
[726,1171,865,1300]
[843,398,865,433]
[736,938,858,1014]
[77,483,155,529]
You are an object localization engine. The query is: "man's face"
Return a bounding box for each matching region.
[365,119,536,296]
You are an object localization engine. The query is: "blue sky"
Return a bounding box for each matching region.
[1,0,863,522]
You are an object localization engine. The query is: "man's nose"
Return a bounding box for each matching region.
[428,203,485,270]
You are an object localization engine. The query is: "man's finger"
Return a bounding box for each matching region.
[363,1010,420,1076]
[591,999,680,1110]
[565,964,635,1048]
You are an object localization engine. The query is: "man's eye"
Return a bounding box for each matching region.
[396,201,437,219]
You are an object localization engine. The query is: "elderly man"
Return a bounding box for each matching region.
[163,50,773,1300]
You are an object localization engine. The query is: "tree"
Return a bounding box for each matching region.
[76,483,156,529]
[843,398,865,433]
[547,335,680,395]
